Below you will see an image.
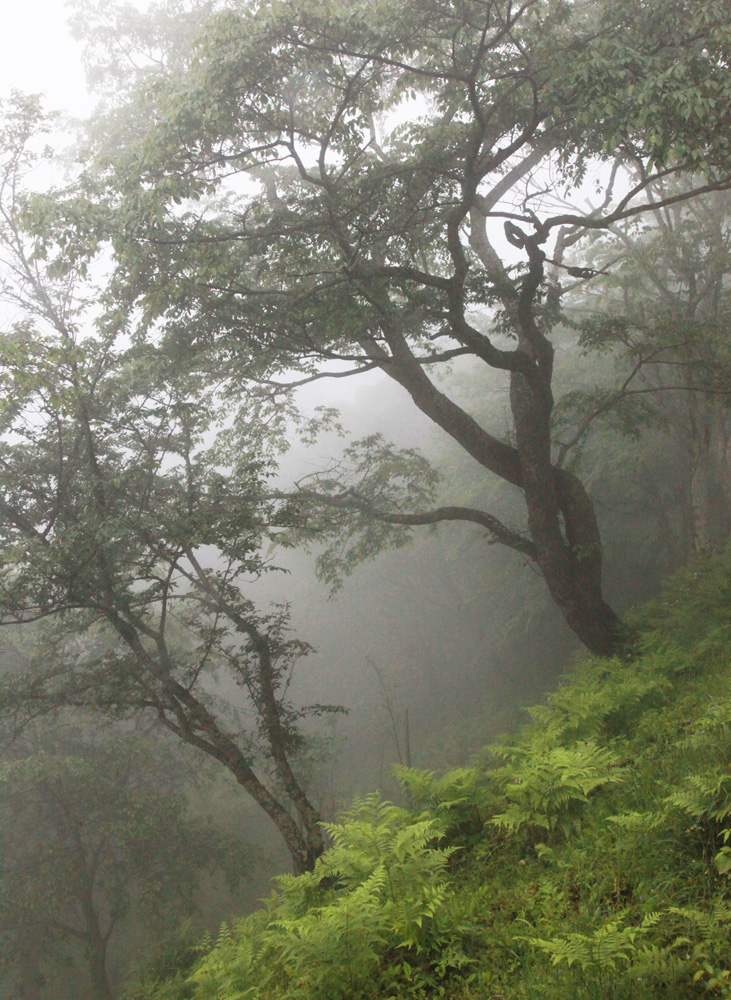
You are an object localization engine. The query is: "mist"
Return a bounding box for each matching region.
[1,0,730,995]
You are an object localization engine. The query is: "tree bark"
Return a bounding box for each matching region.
[366,325,626,657]
[173,556,326,873]
[105,587,325,875]
[510,369,626,658]
[250,632,325,869]
[80,889,113,1000]
[158,675,323,874]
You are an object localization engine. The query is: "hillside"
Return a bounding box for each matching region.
[127,551,731,1000]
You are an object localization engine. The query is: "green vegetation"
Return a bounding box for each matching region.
[126,549,731,999]
[3,0,731,993]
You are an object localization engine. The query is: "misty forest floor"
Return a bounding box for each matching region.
[127,549,731,1000]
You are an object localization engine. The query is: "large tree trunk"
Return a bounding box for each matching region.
[510,370,626,657]
[373,321,626,658]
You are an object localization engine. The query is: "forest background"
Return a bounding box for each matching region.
[0,0,730,995]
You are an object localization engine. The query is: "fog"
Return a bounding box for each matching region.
[0,352,581,998]
[1,2,90,114]
[0,2,727,996]
[0,332,678,996]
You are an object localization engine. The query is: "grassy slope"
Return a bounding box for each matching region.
[128,551,731,1000]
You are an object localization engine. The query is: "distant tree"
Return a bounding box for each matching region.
[0,97,340,875]
[0,719,247,1000]
[66,0,731,657]
[555,181,731,558]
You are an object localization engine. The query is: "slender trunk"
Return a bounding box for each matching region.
[710,415,731,540]
[182,719,318,874]
[17,947,44,1000]
[225,750,321,875]
[166,559,326,873]
[639,462,683,571]
[87,944,113,1000]
[109,603,323,875]
[160,677,321,874]
[689,448,712,553]
[250,633,325,868]
[81,890,113,1000]
[687,399,713,553]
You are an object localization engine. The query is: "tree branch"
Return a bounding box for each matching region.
[291,488,537,558]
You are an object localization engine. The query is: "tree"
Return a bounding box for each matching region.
[0,719,247,1000]
[555,180,731,558]
[0,97,340,874]
[64,0,731,657]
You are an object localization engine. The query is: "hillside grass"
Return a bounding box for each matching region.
[127,550,731,1000]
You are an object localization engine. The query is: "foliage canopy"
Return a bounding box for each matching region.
[64,0,731,655]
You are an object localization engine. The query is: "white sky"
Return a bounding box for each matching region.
[1,2,93,116]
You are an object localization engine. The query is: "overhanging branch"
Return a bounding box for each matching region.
[292,488,537,558]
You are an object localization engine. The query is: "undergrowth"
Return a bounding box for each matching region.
[126,550,731,1000]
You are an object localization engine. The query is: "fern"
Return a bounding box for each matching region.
[525,911,661,971]
[490,739,623,838]
[666,773,731,826]
[188,794,468,1000]
[139,548,731,1000]
[526,657,668,741]
[392,765,490,833]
